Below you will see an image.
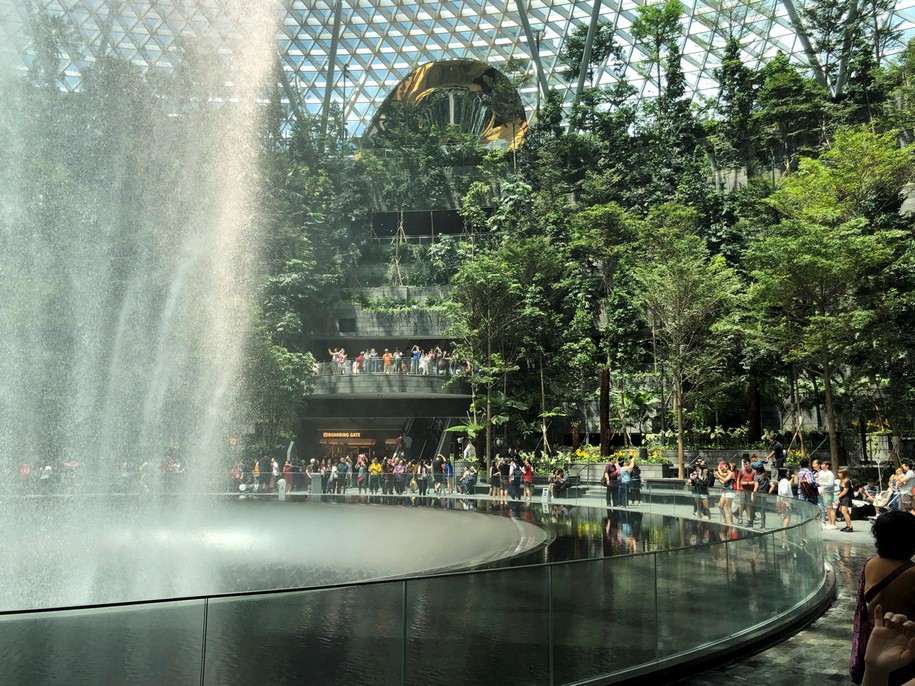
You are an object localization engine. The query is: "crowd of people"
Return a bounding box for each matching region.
[232,452,461,497]
[486,453,535,500]
[232,447,614,503]
[14,457,187,494]
[856,463,915,516]
[322,345,466,377]
[669,452,910,531]
[66,442,915,686]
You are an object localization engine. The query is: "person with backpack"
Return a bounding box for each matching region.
[795,458,820,515]
[508,457,524,500]
[603,457,621,506]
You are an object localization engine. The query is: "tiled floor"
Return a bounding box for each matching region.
[676,525,875,684]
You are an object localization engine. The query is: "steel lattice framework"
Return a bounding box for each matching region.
[4,0,915,136]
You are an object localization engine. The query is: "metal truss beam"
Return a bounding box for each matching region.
[574,0,604,104]
[834,0,861,97]
[780,0,828,90]
[320,0,344,139]
[514,0,550,103]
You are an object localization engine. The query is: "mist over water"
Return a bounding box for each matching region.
[0,500,548,611]
[0,2,280,480]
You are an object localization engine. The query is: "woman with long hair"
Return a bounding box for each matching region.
[490,461,501,499]
[416,459,430,496]
[522,458,535,501]
[715,461,736,525]
[696,464,713,519]
[837,467,856,532]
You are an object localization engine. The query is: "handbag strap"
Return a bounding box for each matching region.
[864,560,915,604]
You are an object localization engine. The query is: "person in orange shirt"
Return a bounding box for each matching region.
[383,348,393,373]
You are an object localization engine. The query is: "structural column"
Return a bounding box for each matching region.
[320,0,345,138]
[514,0,549,105]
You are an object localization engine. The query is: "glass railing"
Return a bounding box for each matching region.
[0,490,827,685]
[314,360,465,378]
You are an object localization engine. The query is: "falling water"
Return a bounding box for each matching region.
[0,1,280,486]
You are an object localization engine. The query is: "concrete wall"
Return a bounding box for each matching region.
[325,305,449,338]
[312,373,469,397]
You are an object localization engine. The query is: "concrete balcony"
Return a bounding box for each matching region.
[310,367,470,399]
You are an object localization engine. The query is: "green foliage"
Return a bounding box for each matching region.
[768,127,914,224]
[884,39,915,142]
[630,0,684,92]
[713,38,761,170]
[558,21,624,85]
[753,54,829,164]
[744,127,912,460]
[243,327,314,446]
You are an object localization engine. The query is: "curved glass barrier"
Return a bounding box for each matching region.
[0,485,828,685]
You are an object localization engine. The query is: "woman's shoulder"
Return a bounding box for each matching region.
[865,556,914,578]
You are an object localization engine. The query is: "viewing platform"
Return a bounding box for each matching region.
[311,365,471,399]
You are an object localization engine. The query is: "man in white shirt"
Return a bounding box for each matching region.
[817,460,837,529]
[898,462,915,512]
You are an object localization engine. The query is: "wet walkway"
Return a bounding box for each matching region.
[677,525,873,685]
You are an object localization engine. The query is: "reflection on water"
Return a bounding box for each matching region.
[325,493,759,565]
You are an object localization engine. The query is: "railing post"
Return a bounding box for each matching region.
[199,597,209,686]
[401,580,408,686]
[548,565,554,686]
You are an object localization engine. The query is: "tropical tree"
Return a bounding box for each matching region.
[448,250,525,473]
[565,202,639,455]
[752,54,829,167]
[747,218,900,463]
[630,0,683,94]
[557,21,623,85]
[629,206,741,476]
[713,37,760,171]
[746,128,912,461]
